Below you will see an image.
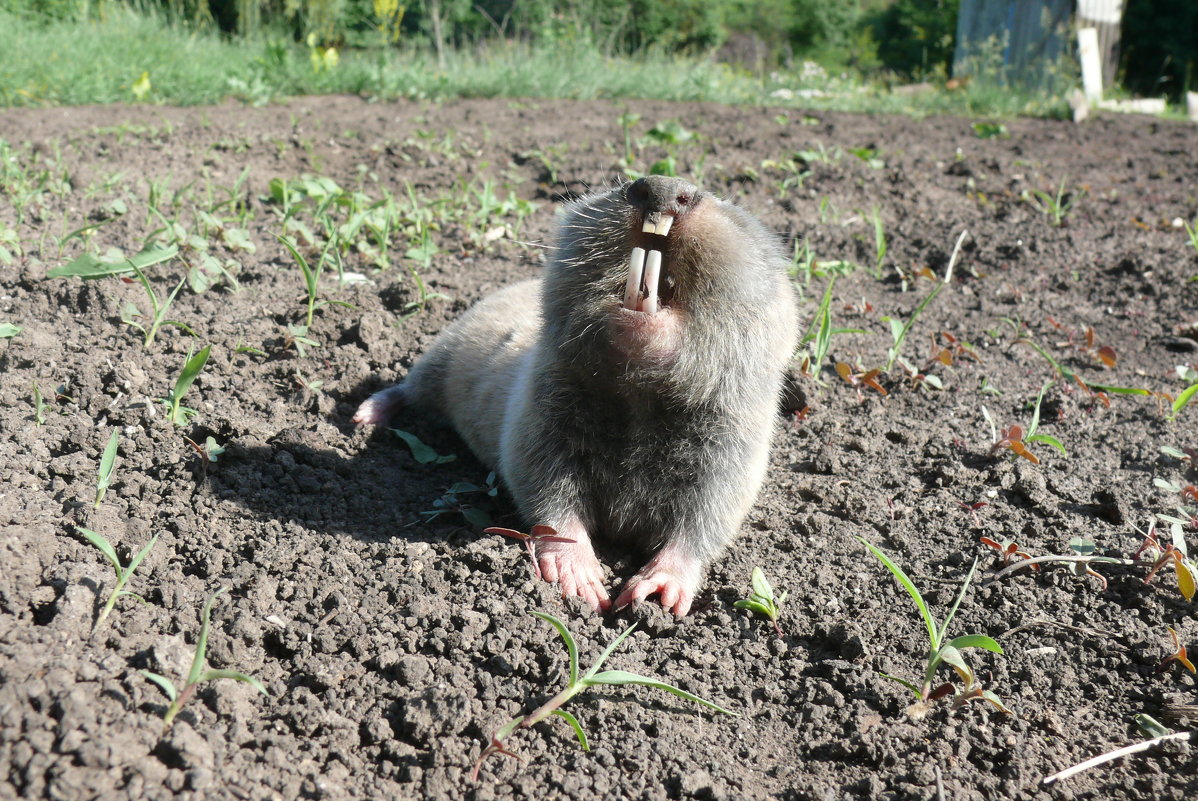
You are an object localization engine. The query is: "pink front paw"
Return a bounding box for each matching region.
[536,535,611,612]
[615,545,702,617]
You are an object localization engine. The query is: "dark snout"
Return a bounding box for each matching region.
[626,176,702,216]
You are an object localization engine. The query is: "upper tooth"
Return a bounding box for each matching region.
[625,247,646,309]
[642,215,658,234]
[654,216,674,236]
[642,249,662,314]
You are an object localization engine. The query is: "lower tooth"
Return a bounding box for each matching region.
[642,249,662,314]
[625,247,646,309]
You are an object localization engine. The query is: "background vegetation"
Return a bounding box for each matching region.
[0,0,1192,110]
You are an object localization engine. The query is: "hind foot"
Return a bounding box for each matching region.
[614,542,702,617]
[353,385,405,425]
[536,521,611,612]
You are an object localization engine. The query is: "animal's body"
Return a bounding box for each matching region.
[355,176,798,615]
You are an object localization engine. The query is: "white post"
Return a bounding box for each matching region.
[1077,27,1103,103]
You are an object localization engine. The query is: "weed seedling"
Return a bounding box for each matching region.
[796,277,867,384]
[485,525,577,580]
[1158,627,1195,675]
[857,538,1009,717]
[0,323,20,338]
[883,281,944,374]
[141,587,267,728]
[94,429,119,508]
[734,567,787,636]
[1023,177,1085,227]
[868,206,887,278]
[471,611,734,781]
[391,428,456,465]
[422,473,499,528]
[1170,382,1198,421]
[274,233,352,327]
[162,345,211,426]
[983,382,1065,465]
[120,265,193,348]
[1134,519,1196,602]
[979,537,1037,569]
[183,435,225,478]
[32,383,47,425]
[76,526,157,634]
[835,362,888,399]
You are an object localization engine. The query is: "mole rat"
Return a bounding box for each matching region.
[354,176,798,616]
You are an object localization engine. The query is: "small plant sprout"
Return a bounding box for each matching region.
[390,428,456,465]
[1158,627,1195,675]
[484,525,577,580]
[471,610,734,781]
[183,435,225,478]
[140,587,267,728]
[76,526,157,633]
[835,362,888,399]
[0,322,20,338]
[796,277,867,385]
[882,229,966,374]
[422,473,500,528]
[94,429,120,508]
[1170,382,1198,421]
[120,263,194,348]
[983,382,1066,465]
[1023,177,1085,227]
[162,345,211,426]
[734,567,787,636]
[857,537,1009,718]
[1134,519,1196,602]
[274,233,353,328]
[979,537,1038,570]
[32,383,48,425]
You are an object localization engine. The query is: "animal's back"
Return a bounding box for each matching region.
[401,279,542,467]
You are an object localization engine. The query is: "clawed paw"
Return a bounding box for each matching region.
[536,537,612,612]
[614,547,702,617]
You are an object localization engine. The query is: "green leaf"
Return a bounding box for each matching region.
[934,645,975,686]
[1088,384,1151,396]
[140,670,179,702]
[1025,433,1066,455]
[530,610,579,687]
[1135,713,1173,738]
[125,534,159,579]
[878,671,922,699]
[857,537,937,650]
[95,429,119,507]
[551,709,589,750]
[585,670,737,716]
[76,527,121,573]
[389,429,456,465]
[48,245,178,279]
[173,345,211,401]
[1173,383,1198,418]
[750,567,773,600]
[584,622,639,679]
[936,558,981,645]
[199,669,268,695]
[733,600,770,616]
[188,587,227,686]
[0,323,21,338]
[944,634,1004,655]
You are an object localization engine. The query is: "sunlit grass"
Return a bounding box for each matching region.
[1,7,1071,117]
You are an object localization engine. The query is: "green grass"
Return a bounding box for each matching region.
[1,7,1075,117]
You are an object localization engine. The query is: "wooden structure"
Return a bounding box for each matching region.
[954,0,1124,89]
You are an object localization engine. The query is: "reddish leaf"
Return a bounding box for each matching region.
[1096,346,1116,368]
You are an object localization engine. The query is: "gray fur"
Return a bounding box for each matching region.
[359,177,798,606]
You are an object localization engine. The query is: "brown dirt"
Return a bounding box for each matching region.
[1,96,1196,801]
